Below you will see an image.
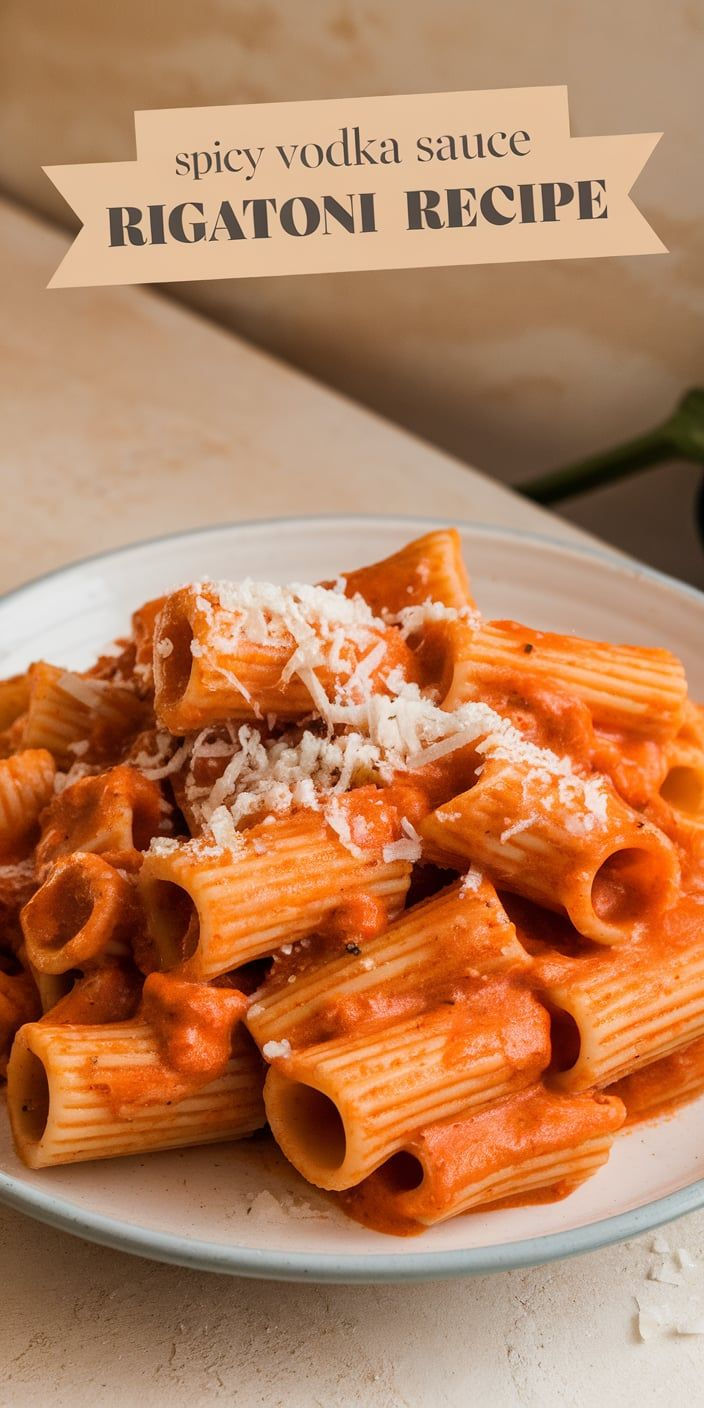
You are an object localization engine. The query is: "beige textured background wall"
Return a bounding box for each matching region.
[1,0,702,582]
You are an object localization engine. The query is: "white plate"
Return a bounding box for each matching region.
[1,515,703,1282]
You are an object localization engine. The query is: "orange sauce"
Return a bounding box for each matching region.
[94,973,251,1114]
[47,965,142,1026]
[0,970,40,1075]
[37,765,163,873]
[611,1035,704,1125]
[477,671,596,767]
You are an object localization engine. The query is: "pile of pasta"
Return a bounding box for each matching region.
[1,528,703,1235]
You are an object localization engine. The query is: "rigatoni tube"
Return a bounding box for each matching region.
[535,906,704,1091]
[443,619,687,739]
[247,876,529,1050]
[139,813,410,979]
[352,1087,625,1227]
[21,663,145,763]
[8,1021,265,1169]
[609,1036,704,1123]
[37,764,163,875]
[21,852,135,975]
[152,583,413,731]
[420,757,678,945]
[658,741,704,820]
[0,749,55,851]
[337,528,475,616]
[263,981,550,1190]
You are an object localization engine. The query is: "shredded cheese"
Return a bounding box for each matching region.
[262,1039,292,1061]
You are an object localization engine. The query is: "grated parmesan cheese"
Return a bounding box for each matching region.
[500,815,539,844]
[207,806,246,855]
[262,1039,292,1061]
[148,836,180,856]
[459,865,483,894]
[383,836,422,864]
[134,571,618,860]
[67,739,90,757]
[385,599,480,638]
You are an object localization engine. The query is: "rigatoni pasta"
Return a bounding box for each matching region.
[420,756,679,945]
[263,983,550,1190]
[138,810,411,979]
[342,1087,625,1228]
[9,1014,264,1168]
[246,876,530,1051]
[0,527,701,1236]
[21,852,136,975]
[0,749,55,851]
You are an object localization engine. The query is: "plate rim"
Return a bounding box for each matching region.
[2,512,703,1282]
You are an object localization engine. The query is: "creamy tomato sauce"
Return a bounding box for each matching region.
[94,973,251,1114]
[47,965,142,1026]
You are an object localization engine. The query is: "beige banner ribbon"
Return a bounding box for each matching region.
[45,86,665,288]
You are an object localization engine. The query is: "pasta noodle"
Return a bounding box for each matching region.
[658,739,704,822]
[153,582,416,731]
[138,810,411,979]
[0,675,30,732]
[0,527,700,1236]
[21,852,137,975]
[0,969,40,1077]
[8,1018,264,1168]
[342,1087,625,1229]
[37,764,163,874]
[420,756,679,944]
[21,663,146,763]
[445,619,687,739]
[335,527,475,616]
[610,1036,704,1123]
[246,876,530,1050]
[533,900,704,1090]
[263,983,550,1190]
[0,749,55,852]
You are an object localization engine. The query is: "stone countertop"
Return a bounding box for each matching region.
[1,197,703,1407]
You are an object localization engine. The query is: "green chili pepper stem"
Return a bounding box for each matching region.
[521,429,668,505]
[519,388,704,507]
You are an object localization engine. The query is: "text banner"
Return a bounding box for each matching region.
[45,86,665,288]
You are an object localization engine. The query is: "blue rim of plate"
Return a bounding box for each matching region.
[1,512,703,1283]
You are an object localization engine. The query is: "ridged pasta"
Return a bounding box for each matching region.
[677,701,704,749]
[610,1036,704,1123]
[37,764,163,874]
[21,852,136,975]
[153,583,415,731]
[21,663,146,763]
[8,1020,265,1168]
[347,1087,625,1227]
[0,674,30,732]
[0,749,55,849]
[337,528,474,616]
[263,982,550,1190]
[420,756,679,944]
[444,619,687,739]
[534,902,704,1090]
[658,740,704,822]
[247,876,529,1050]
[139,812,411,979]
